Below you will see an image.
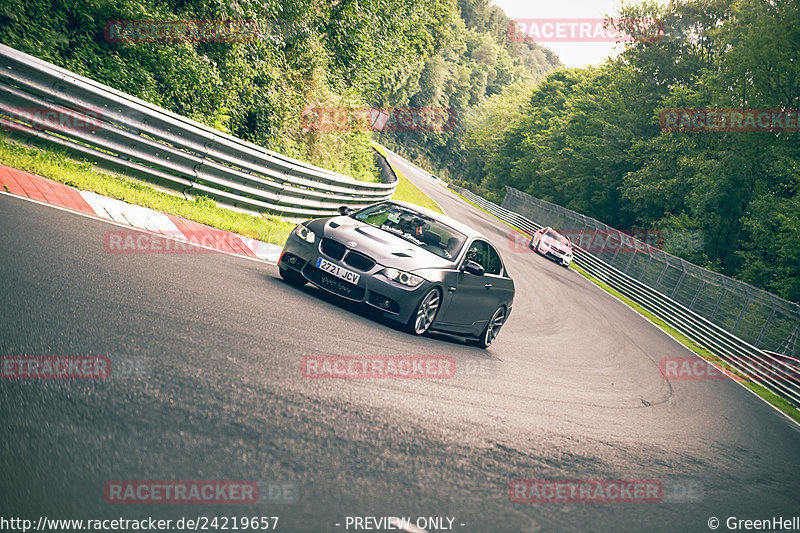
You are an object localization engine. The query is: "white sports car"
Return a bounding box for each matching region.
[530,227,574,267]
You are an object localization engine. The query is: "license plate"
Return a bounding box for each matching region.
[316,257,360,285]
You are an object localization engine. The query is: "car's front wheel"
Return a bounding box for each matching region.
[407,288,441,335]
[470,306,506,349]
[279,266,307,287]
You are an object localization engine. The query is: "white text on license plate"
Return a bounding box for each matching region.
[316,257,360,285]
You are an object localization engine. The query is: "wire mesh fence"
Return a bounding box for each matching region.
[501,186,800,358]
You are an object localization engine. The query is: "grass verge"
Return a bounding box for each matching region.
[454,188,800,425]
[0,138,296,245]
[372,144,443,214]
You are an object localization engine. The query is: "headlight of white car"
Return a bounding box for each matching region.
[379,268,424,287]
[294,224,316,243]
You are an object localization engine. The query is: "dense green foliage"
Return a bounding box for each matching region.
[459,0,800,301]
[373,0,561,173]
[0,0,453,180]
[0,0,558,182]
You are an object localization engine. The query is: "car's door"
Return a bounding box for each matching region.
[479,242,514,332]
[439,239,509,335]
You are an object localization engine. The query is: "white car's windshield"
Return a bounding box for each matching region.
[546,231,569,246]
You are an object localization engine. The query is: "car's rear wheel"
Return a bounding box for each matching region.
[408,288,441,335]
[470,306,506,349]
[279,266,306,287]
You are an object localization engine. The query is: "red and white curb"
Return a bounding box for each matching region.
[0,164,284,262]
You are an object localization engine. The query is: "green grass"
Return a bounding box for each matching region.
[372,144,443,214]
[454,188,800,425]
[0,138,296,244]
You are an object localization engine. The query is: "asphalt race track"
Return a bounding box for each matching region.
[1,153,799,532]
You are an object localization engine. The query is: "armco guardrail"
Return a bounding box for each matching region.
[450,184,800,408]
[501,187,800,360]
[0,44,396,217]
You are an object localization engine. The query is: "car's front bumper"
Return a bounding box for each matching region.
[279,234,430,325]
[540,247,573,266]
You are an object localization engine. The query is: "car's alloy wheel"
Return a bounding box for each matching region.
[279,266,307,287]
[409,288,441,335]
[472,306,506,349]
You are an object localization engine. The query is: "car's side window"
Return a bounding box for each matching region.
[464,240,503,276]
[484,243,503,276]
[465,240,488,267]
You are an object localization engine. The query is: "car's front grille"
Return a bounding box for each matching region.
[320,238,376,271]
[343,250,376,271]
[320,238,346,260]
[303,265,365,301]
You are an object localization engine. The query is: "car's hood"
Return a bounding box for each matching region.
[308,216,455,270]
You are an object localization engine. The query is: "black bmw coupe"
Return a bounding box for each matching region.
[278,201,514,348]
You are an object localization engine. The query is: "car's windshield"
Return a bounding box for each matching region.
[546,230,569,245]
[352,203,466,260]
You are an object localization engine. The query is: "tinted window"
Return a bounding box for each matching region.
[484,242,503,276]
[465,240,503,276]
[465,240,488,267]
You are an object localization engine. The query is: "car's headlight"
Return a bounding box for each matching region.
[379,267,424,287]
[294,224,316,243]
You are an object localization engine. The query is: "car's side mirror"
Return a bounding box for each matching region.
[461,260,485,276]
[338,206,353,216]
